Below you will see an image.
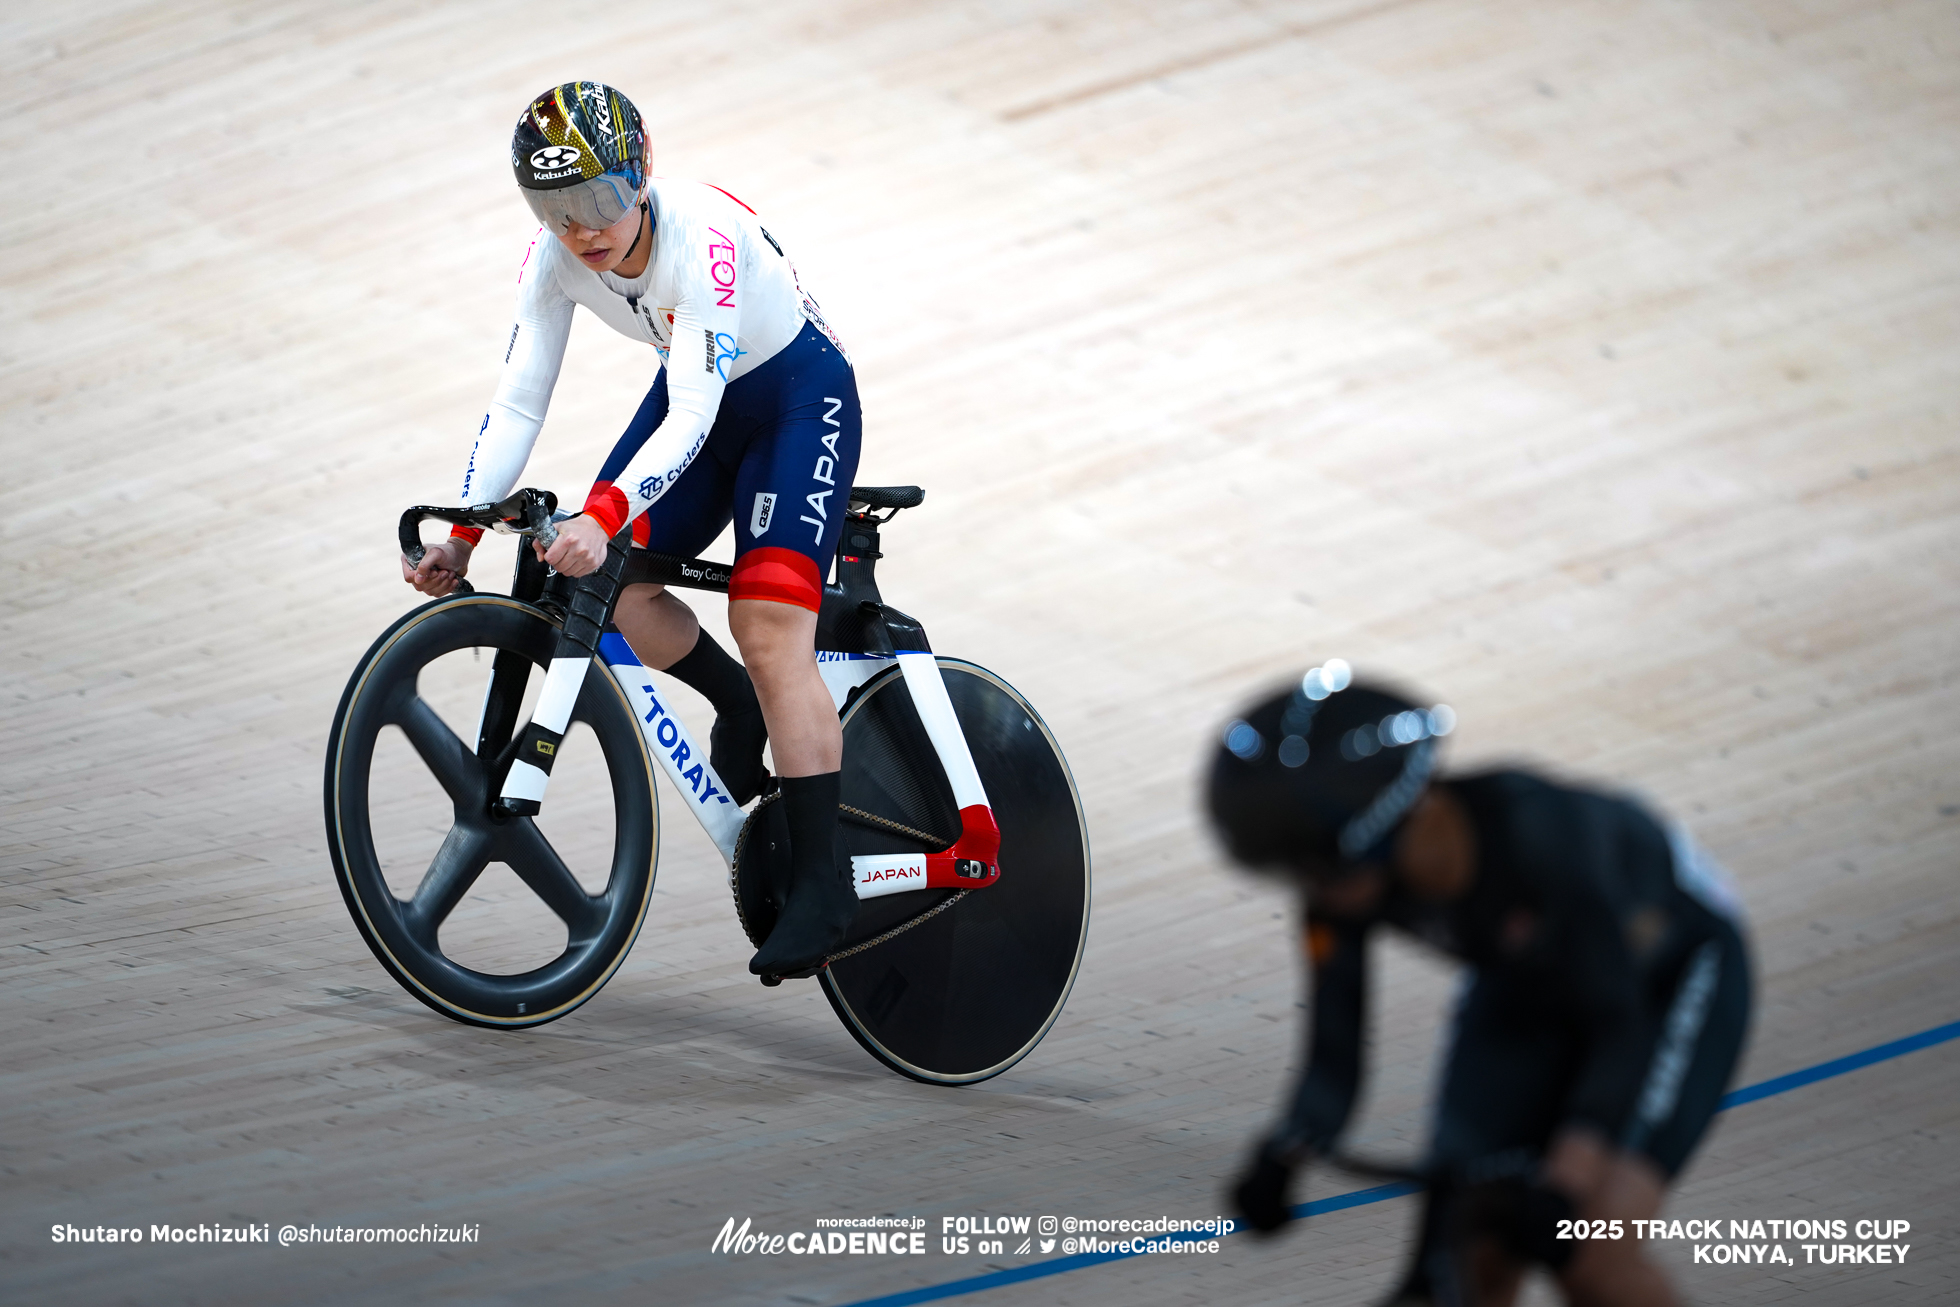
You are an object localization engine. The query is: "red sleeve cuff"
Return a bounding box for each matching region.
[582,483,630,539]
[450,524,484,546]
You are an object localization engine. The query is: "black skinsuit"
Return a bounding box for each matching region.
[1275,770,1751,1177]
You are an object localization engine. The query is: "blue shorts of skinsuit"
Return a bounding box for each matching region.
[591,321,862,610]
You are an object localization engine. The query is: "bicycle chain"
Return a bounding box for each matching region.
[824,888,970,964]
[836,804,951,851]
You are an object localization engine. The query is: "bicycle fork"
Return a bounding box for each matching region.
[492,549,748,867]
[494,544,629,819]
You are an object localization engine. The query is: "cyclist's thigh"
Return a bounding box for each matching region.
[591,370,739,555]
[1430,977,1585,1168]
[724,326,863,612]
[1631,920,1752,1178]
[636,451,737,557]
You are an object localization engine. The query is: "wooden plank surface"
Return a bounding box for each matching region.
[3,1,1956,1303]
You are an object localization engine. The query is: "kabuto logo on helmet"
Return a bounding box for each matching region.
[582,84,615,136]
[512,82,647,228]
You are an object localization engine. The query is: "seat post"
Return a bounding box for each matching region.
[818,486,926,655]
[833,509,885,608]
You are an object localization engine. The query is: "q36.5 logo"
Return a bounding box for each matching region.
[530,145,580,170]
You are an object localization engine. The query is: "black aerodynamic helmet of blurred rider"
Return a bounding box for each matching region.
[511,81,647,233]
[1205,660,1457,874]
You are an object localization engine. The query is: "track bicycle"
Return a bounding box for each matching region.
[324,485,1091,1084]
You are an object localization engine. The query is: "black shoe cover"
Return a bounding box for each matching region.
[711,707,769,806]
[746,856,856,977]
[749,773,855,976]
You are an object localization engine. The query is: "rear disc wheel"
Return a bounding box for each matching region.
[820,658,1091,1084]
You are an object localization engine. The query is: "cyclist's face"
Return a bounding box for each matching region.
[556,203,643,273]
[1390,787,1475,903]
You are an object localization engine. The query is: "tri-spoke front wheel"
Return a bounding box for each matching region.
[324,594,657,1027]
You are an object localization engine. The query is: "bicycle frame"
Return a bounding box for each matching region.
[588,640,998,896]
[428,492,1002,899]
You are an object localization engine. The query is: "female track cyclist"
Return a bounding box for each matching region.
[402,81,860,978]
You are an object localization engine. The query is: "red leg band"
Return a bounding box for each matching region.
[729,547,824,611]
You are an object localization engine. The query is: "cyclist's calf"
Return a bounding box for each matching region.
[612,581,770,806]
[729,599,839,776]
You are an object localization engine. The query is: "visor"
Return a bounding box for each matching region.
[521,170,644,233]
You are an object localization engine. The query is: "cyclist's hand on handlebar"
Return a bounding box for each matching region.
[403,537,473,596]
[539,513,609,577]
[1232,1137,1305,1235]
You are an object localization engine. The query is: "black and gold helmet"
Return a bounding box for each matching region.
[511,82,646,232]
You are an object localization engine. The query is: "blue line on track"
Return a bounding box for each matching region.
[1717,1019,1960,1108]
[832,1191,1423,1307]
[836,1018,1959,1307]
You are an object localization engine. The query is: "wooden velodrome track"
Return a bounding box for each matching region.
[3,1,1956,1303]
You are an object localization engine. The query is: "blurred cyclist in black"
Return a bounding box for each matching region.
[1207,661,1751,1307]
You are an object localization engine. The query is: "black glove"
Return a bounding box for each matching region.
[1231,1138,1301,1235]
[1511,1181,1579,1271]
[1461,1174,1579,1270]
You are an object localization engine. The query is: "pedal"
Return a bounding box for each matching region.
[759,960,826,987]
